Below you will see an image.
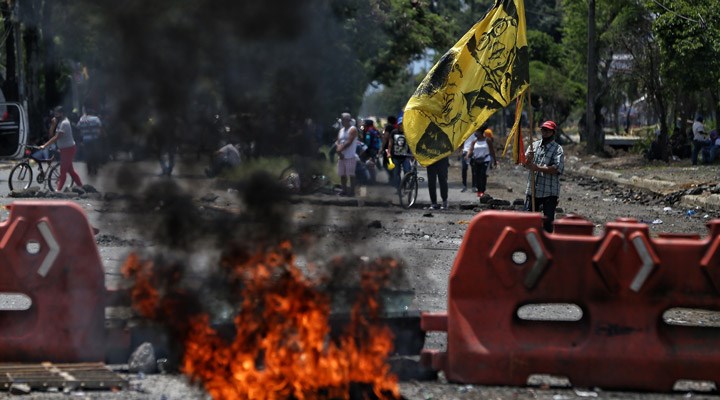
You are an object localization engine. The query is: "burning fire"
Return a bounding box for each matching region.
[122,242,400,399]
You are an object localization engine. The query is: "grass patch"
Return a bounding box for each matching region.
[221,156,339,184]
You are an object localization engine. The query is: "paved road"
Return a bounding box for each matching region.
[0,156,718,399]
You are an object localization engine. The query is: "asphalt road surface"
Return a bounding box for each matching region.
[0,156,718,399]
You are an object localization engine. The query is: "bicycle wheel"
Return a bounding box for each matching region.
[8,163,33,191]
[47,163,74,192]
[398,172,418,209]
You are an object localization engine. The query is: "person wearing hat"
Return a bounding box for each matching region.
[523,120,564,233]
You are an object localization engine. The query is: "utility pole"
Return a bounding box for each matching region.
[586,0,599,153]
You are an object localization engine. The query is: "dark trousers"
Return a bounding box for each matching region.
[692,139,710,165]
[427,157,449,205]
[471,159,489,192]
[524,195,559,233]
[461,152,474,188]
[391,157,412,188]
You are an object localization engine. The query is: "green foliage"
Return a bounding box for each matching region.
[647,0,720,95]
[369,0,454,85]
[527,30,564,69]
[529,60,584,124]
[23,0,720,162]
[561,0,632,83]
[629,125,659,156]
[360,73,419,118]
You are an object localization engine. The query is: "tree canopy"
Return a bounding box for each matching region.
[4,0,720,156]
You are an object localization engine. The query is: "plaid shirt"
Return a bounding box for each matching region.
[525,139,564,197]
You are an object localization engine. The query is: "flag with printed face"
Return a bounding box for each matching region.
[403,0,529,167]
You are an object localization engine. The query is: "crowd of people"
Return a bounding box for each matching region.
[32,100,566,231]
[331,111,566,232]
[647,115,720,165]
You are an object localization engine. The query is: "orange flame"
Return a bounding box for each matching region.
[121,253,159,319]
[125,243,400,399]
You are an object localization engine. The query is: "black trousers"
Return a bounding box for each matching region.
[524,195,559,233]
[426,157,449,205]
[461,151,474,187]
[471,159,489,192]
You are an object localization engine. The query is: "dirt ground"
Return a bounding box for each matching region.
[3,146,720,399]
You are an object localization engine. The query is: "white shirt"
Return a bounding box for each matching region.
[693,121,706,141]
[462,135,475,153]
[337,126,357,159]
[472,139,490,160]
[55,118,75,149]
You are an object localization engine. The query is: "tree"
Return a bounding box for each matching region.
[612,2,671,160]
[17,0,49,137]
[585,0,599,152]
[1,0,18,102]
[648,0,720,123]
[529,61,584,125]
[563,0,639,154]
[28,0,460,157]
[525,30,584,126]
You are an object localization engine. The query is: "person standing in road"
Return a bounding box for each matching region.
[426,156,449,210]
[692,115,711,166]
[460,133,475,192]
[466,126,497,198]
[380,115,397,184]
[76,106,104,175]
[41,106,83,190]
[524,120,564,233]
[336,112,358,196]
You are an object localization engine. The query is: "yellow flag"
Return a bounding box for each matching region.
[403,0,529,166]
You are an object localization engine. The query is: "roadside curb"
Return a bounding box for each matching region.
[680,194,720,210]
[575,165,676,193]
[571,163,719,211]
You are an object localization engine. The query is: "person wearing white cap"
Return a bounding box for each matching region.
[523,120,564,233]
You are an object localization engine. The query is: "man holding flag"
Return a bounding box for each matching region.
[524,120,564,233]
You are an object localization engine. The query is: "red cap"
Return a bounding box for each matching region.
[540,120,557,131]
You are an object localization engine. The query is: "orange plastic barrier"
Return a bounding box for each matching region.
[422,211,720,391]
[0,201,104,362]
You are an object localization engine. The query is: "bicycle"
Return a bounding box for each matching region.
[8,145,66,192]
[278,163,334,195]
[398,158,423,209]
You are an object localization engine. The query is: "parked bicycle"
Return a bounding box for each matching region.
[8,145,65,192]
[399,158,423,209]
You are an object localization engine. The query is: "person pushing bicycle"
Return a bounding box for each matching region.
[386,113,413,190]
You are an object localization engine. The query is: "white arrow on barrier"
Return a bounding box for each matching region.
[36,221,59,277]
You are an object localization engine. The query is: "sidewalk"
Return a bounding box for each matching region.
[566,152,720,210]
[0,160,14,170]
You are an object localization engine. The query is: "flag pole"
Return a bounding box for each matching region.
[528,86,536,212]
